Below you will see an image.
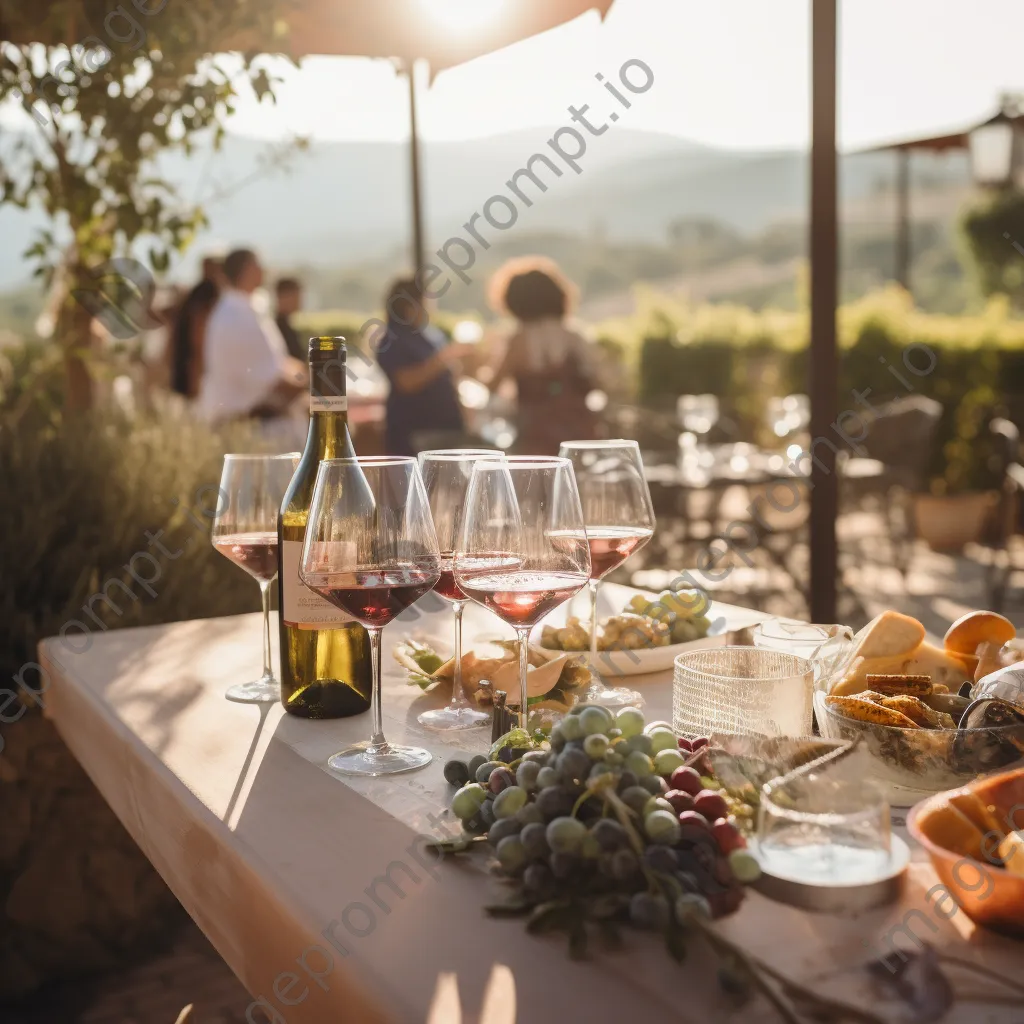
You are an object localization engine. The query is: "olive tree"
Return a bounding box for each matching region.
[0,0,290,409]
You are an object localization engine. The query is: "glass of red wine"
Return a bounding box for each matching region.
[416,450,503,732]
[559,440,656,708]
[455,456,591,730]
[212,452,299,704]
[300,456,441,776]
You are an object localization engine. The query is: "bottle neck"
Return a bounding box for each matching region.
[308,408,355,460]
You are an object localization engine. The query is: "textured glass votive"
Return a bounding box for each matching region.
[673,646,815,738]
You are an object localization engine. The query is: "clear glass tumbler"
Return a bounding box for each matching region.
[672,645,815,738]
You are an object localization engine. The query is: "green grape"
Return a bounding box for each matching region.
[580,833,601,859]
[615,707,645,738]
[496,835,527,873]
[583,734,609,759]
[559,714,584,741]
[639,774,667,795]
[729,849,762,884]
[654,748,686,776]
[675,893,711,923]
[629,891,670,930]
[644,810,682,844]
[579,706,613,735]
[643,795,674,818]
[521,750,548,765]
[624,750,653,777]
[451,783,487,820]
[623,733,654,757]
[475,760,504,784]
[603,749,624,767]
[648,728,677,753]
[588,762,617,785]
[493,786,528,819]
[546,816,587,854]
[520,822,549,860]
[644,720,673,734]
[537,766,559,789]
[591,818,627,851]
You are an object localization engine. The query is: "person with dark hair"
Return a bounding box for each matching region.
[166,255,223,398]
[197,248,307,427]
[376,277,467,456]
[275,277,304,361]
[488,256,600,454]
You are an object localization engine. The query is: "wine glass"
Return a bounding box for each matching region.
[416,450,503,732]
[212,453,299,704]
[559,440,655,708]
[300,457,440,776]
[455,456,590,729]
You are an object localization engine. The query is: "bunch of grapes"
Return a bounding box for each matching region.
[444,704,761,944]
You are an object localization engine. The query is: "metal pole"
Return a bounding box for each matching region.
[809,0,839,624]
[895,147,911,292]
[407,60,426,278]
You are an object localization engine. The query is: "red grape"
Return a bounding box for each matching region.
[694,790,729,822]
[664,789,696,815]
[670,766,703,796]
[708,887,744,919]
[677,810,711,837]
[711,818,747,855]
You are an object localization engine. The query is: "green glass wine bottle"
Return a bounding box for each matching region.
[277,338,372,717]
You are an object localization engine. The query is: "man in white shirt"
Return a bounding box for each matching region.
[197,248,307,424]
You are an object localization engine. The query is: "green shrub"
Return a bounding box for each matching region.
[0,405,269,699]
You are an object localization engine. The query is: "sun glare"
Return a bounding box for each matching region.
[420,0,507,33]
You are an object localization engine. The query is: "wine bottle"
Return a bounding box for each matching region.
[278,337,372,717]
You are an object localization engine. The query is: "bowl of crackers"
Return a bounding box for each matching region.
[814,610,1024,798]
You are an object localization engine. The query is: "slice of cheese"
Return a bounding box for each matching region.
[948,790,1007,844]
[854,610,926,660]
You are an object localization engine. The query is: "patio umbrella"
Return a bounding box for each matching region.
[258,0,617,274]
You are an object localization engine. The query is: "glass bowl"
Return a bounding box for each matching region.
[814,691,1024,797]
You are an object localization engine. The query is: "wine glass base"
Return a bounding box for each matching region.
[584,685,645,709]
[225,678,280,704]
[328,742,432,777]
[418,705,490,731]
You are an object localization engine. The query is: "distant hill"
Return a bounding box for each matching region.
[0,127,971,289]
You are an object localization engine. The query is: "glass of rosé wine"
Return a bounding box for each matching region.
[455,456,590,729]
[300,457,441,776]
[559,440,656,708]
[212,452,299,704]
[416,450,505,732]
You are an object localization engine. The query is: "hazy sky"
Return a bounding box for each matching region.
[219,0,1024,150]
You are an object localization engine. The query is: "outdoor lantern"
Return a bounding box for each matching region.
[969,108,1021,188]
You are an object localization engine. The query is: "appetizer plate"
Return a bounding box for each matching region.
[530,602,730,677]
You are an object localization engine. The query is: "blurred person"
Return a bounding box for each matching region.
[197,248,307,429]
[275,276,305,361]
[167,255,224,398]
[488,256,599,455]
[376,277,467,456]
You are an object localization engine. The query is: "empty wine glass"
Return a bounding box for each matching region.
[560,440,655,708]
[212,453,299,704]
[300,457,441,776]
[455,456,591,729]
[416,450,502,732]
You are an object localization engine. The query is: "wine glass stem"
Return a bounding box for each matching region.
[588,578,600,662]
[449,600,466,709]
[259,579,274,682]
[367,627,386,753]
[515,626,530,730]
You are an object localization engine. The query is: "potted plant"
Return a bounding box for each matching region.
[913,387,1004,552]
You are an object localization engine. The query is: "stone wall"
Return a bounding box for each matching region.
[0,711,182,1000]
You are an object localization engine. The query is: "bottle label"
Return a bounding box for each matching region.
[281,540,352,628]
[309,395,348,413]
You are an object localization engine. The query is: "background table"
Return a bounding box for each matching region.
[40,585,1023,1023]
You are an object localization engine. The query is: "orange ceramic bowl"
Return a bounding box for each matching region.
[907,767,1024,938]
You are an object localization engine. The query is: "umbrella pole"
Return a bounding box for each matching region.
[407,60,426,278]
[809,0,839,623]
